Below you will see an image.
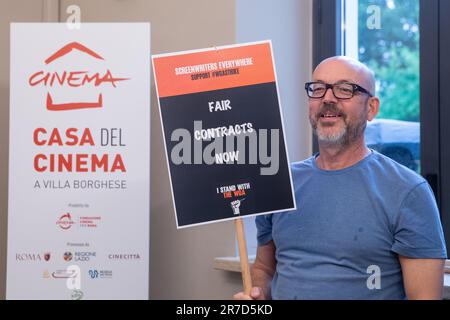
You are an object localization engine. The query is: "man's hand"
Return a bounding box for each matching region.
[233,241,276,300]
[233,287,267,300]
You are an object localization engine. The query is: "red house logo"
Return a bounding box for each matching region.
[29,42,129,111]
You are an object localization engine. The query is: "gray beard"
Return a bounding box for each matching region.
[311,118,367,147]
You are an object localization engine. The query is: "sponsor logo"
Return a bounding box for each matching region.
[16,252,53,262]
[52,269,78,279]
[88,269,113,279]
[57,213,75,230]
[44,252,51,261]
[108,253,141,261]
[28,42,129,111]
[79,216,101,228]
[64,251,96,262]
[43,270,50,279]
[16,253,42,261]
[57,214,102,230]
[64,252,73,261]
[88,269,98,279]
[74,252,96,262]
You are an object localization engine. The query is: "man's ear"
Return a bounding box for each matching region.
[367,97,380,121]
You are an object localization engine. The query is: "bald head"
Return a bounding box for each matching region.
[313,56,376,96]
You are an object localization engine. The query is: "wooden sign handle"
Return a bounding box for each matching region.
[235,218,252,296]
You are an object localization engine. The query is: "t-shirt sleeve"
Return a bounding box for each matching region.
[255,214,273,246]
[391,182,448,259]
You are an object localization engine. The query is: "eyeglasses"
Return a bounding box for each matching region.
[305,82,373,100]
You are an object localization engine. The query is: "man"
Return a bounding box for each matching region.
[234,56,447,300]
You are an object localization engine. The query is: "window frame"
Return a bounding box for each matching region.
[312,0,343,153]
[434,0,450,254]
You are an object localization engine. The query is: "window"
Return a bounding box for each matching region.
[342,0,421,172]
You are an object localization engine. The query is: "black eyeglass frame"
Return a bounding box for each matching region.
[304,82,374,99]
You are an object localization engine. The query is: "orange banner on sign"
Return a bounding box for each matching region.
[153,42,275,98]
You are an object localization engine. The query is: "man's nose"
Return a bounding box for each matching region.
[323,87,338,104]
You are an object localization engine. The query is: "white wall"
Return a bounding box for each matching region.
[237,0,313,163]
[236,0,313,255]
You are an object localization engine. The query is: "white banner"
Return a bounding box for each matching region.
[7,23,150,300]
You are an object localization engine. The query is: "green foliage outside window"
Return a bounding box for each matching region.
[358,0,419,122]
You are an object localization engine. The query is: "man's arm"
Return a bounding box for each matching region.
[234,240,276,300]
[252,240,277,299]
[399,256,445,300]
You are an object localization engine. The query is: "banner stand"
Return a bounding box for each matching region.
[7,23,150,300]
[235,218,252,295]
